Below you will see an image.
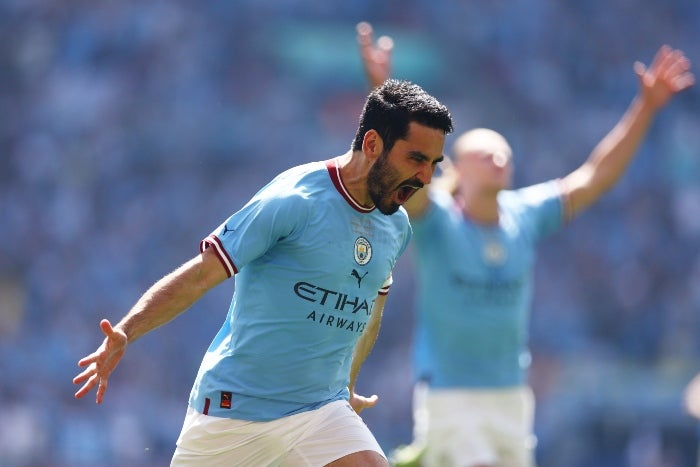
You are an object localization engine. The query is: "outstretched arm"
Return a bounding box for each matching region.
[73,247,228,403]
[348,292,387,414]
[561,45,694,218]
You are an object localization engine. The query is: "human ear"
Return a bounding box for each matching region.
[362,129,384,160]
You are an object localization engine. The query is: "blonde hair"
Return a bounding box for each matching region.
[432,128,512,195]
[452,128,512,161]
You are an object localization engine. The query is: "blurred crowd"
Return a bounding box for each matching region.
[1,1,699,466]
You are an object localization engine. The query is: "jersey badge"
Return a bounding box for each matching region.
[354,236,372,265]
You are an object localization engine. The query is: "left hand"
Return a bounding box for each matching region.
[349,390,379,414]
[635,45,694,110]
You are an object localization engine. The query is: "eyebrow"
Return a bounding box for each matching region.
[410,151,444,164]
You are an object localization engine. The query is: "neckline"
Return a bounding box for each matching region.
[326,158,375,213]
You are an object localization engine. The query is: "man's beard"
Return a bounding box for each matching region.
[367,153,423,215]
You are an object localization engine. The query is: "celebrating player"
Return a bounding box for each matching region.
[73,78,453,466]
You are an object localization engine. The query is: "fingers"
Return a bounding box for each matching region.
[357,21,373,46]
[356,394,379,412]
[73,363,96,384]
[636,46,695,101]
[665,53,695,91]
[356,21,393,60]
[73,319,122,403]
[96,376,108,404]
[74,373,98,399]
[73,357,110,403]
[645,46,693,82]
[100,318,115,337]
[376,36,394,56]
[76,350,100,368]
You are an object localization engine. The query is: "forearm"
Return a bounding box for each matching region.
[349,294,386,391]
[587,96,655,189]
[116,252,224,343]
[564,95,656,215]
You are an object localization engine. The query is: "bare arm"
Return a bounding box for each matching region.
[561,45,694,218]
[73,247,229,403]
[113,247,228,342]
[348,292,387,414]
[356,21,393,89]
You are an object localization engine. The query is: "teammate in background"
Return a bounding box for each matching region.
[357,21,694,467]
[73,79,453,466]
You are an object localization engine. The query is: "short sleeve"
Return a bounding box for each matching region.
[200,192,310,277]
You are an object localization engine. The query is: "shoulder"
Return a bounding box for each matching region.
[263,161,328,193]
[255,161,328,204]
[243,161,332,227]
[500,180,561,209]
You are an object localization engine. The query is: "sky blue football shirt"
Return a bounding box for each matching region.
[189,158,411,420]
[411,182,564,388]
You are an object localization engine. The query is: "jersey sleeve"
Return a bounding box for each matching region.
[378,274,393,296]
[510,180,565,241]
[200,191,309,277]
[410,188,451,243]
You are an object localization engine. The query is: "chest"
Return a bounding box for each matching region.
[274,206,406,294]
[445,211,537,281]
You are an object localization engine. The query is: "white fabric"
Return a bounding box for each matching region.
[171,400,385,466]
[417,385,536,467]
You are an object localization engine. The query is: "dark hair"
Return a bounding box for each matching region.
[352,79,453,152]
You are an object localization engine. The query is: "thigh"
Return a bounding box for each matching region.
[284,400,387,466]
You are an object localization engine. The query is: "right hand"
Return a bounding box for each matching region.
[356,21,393,89]
[73,319,127,404]
[634,45,694,112]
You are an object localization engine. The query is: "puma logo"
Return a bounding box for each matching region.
[222,224,235,236]
[350,269,368,288]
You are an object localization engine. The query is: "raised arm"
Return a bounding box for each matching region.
[357,21,434,219]
[561,45,694,218]
[356,21,393,89]
[73,246,228,403]
[348,292,388,414]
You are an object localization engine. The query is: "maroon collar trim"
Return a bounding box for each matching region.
[325,158,375,213]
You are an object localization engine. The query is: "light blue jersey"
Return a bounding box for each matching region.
[189,158,411,421]
[411,182,564,388]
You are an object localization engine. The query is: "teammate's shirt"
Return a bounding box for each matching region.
[411,182,564,388]
[189,158,411,421]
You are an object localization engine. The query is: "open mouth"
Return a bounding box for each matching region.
[396,185,420,204]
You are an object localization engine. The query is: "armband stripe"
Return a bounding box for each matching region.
[200,234,237,277]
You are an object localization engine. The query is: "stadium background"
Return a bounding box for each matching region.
[1,1,699,465]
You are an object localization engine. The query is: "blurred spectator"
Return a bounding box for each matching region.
[1,1,699,465]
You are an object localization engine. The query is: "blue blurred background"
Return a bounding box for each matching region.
[1,1,700,466]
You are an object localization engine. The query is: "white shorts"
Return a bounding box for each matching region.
[171,400,385,466]
[416,384,536,467]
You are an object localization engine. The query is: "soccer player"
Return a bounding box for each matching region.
[73,79,453,466]
[357,21,694,467]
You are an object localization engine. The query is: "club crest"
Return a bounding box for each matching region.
[354,236,372,265]
[483,239,507,266]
